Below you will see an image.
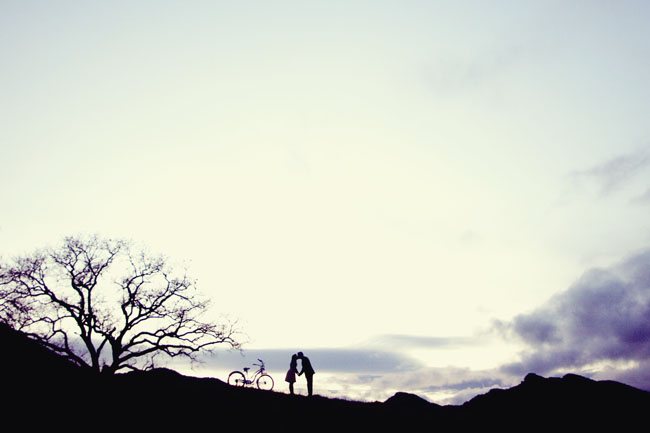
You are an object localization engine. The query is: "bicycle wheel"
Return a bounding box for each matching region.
[256,373,274,391]
[228,371,246,387]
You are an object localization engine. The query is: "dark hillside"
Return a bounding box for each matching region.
[0,323,91,389]
[461,372,650,428]
[2,324,648,430]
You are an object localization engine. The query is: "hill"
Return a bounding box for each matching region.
[2,323,648,430]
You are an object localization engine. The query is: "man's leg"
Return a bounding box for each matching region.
[307,374,313,396]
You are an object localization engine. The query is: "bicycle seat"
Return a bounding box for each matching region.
[243,367,250,373]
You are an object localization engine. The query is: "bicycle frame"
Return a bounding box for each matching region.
[228,358,274,391]
[242,363,265,385]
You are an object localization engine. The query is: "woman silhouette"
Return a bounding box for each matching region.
[285,353,299,395]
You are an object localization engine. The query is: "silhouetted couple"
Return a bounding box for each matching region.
[285,352,315,396]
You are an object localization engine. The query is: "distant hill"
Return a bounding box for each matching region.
[2,323,648,430]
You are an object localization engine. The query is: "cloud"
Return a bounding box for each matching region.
[297,348,423,373]
[331,366,515,405]
[570,148,650,197]
[497,248,650,390]
[185,268,650,403]
[631,187,650,205]
[459,229,484,247]
[424,42,528,99]
[198,334,480,376]
[199,347,423,374]
[188,341,516,404]
[368,334,480,349]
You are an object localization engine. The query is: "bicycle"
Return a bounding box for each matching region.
[227,358,274,391]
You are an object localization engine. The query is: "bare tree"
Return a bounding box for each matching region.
[0,235,240,374]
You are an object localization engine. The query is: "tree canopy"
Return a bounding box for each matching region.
[0,235,240,374]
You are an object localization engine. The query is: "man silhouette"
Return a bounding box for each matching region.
[297,352,315,396]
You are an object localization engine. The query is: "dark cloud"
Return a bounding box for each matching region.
[499,248,650,389]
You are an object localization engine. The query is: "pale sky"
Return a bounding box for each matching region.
[3,0,650,404]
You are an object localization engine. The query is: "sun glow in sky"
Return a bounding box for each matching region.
[3,0,650,404]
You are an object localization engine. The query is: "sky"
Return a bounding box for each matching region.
[2,0,650,404]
